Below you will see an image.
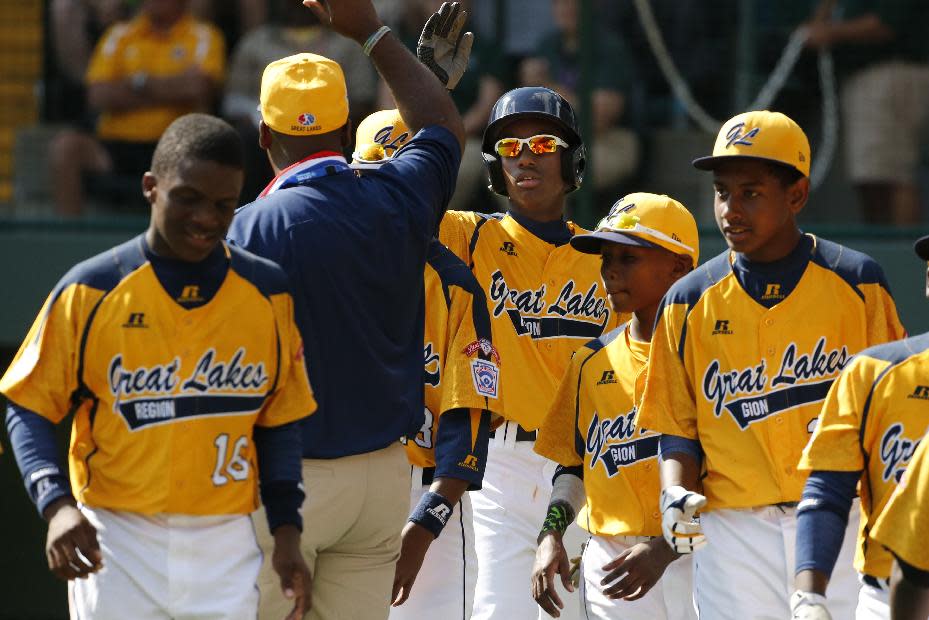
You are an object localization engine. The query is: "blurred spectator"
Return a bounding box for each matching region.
[47,0,130,124]
[49,0,225,216]
[608,0,734,128]
[379,0,513,212]
[805,0,929,224]
[223,0,377,201]
[519,0,640,197]
[190,0,265,52]
[752,3,821,130]
[471,0,553,58]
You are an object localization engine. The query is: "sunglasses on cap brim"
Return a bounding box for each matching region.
[494,134,569,158]
[351,140,411,166]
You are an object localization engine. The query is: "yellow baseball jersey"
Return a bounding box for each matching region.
[799,333,929,577]
[86,13,225,142]
[439,211,622,431]
[637,235,904,511]
[535,324,662,537]
[405,240,501,469]
[0,237,315,517]
[871,426,929,572]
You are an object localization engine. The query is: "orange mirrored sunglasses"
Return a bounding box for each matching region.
[494,134,569,158]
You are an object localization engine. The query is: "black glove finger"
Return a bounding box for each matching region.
[420,12,439,41]
[436,2,459,36]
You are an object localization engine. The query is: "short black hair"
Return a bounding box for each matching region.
[151,113,244,176]
[764,161,805,188]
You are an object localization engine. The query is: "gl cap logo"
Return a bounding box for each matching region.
[600,201,638,230]
[297,113,316,126]
[373,125,410,155]
[725,122,760,148]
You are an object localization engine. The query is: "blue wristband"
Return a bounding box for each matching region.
[409,491,453,538]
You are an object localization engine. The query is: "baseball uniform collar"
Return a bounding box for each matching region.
[259,151,349,198]
[507,210,573,247]
[732,232,812,276]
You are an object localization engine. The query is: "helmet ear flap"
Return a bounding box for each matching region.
[483,151,508,196]
[562,143,586,193]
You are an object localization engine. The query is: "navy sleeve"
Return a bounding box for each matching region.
[253,421,304,532]
[795,470,860,577]
[6,403,72,517]
[371,125,461,234]
[658,434,704,463]
[432,408,491,490]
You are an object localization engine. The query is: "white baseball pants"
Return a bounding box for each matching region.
[470,424,585,620]
[581,534,697,620]
[856,576,890,619]
[388,466,477,620]
[69,506,260,620]
[693,500,860,619]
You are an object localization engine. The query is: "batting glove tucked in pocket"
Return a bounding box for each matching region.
[659,485,707,554]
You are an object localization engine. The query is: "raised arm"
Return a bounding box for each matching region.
[303,0,465,149]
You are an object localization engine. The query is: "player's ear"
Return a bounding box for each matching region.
[258,121,273,151]
[786,176,809,216]
[141,172,157,205]
[670,253,693,281]
[340,118,353,150]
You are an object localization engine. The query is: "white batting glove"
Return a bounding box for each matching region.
[659,485,707,554]
[790,591,832,620]
[417,1,474,90]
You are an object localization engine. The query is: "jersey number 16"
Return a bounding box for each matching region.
[212,434,250,486]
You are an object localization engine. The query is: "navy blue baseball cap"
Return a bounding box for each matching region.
[915,235,929,260]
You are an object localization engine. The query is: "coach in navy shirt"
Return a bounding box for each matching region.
[226,0,465,618]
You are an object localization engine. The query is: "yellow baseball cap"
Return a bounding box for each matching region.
[693,110,810,177]
[259,53,349,136]
[571,193,699,267]
[351,109,412,169]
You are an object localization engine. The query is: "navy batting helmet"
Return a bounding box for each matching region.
[481,87,586,196]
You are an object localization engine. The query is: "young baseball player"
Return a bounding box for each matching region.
[868,235,929,620]
[532,193,699,620]
[1,114,316,620]
[438,86,623,620]
[226,1,469,617]
[792,234,928,619]
[871,434,929,619]
[635,110,906,620]
[351,109,497,619]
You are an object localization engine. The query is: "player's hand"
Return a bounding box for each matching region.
[660,485,707,554]
[531,531,573,617]
[417,2,474,90]
[391,521,433,606]
[271,524,312,620]
[600,538,677,601]
[302,0,383,46]
[790,590,833,620]
[44,497,103,581]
